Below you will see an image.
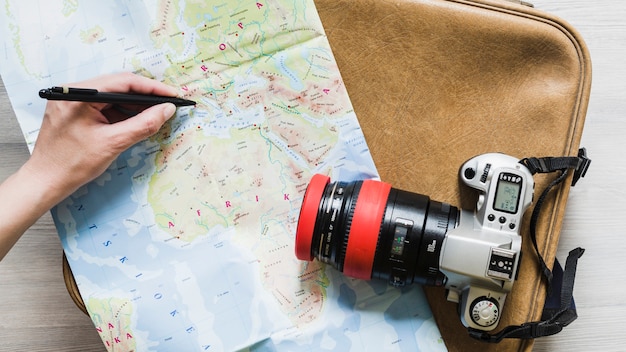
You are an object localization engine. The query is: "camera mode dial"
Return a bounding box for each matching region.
[469,296,500,328]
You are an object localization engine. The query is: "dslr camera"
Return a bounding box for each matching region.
[295,153,534,331]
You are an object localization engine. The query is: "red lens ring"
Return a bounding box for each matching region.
[343,179,391,280]
[295,174,330,261]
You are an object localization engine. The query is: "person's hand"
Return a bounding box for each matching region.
[25,72,178,198]
[0,72,179,260]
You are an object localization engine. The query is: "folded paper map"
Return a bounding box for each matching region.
[0,0,445,350]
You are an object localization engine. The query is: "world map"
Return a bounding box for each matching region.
[0,0,446,350]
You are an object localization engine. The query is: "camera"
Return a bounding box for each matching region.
[295,153,534,331]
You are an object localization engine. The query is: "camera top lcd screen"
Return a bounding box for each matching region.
[494,178,521,214]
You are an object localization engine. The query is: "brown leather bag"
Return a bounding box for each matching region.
[64,0,590,350]
[314,0,590,351]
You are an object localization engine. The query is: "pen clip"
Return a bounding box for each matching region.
[50,86,98,95]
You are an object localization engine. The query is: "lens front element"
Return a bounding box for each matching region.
[295,174,330,261]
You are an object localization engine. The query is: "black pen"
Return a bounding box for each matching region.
[39,86,196,107]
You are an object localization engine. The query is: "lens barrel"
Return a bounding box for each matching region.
[295,174,458,287]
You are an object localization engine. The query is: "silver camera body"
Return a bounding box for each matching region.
[441,153,534,330]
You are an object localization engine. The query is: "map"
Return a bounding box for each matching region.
[0,1,446,351]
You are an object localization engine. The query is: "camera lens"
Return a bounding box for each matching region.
[295,174,459,287]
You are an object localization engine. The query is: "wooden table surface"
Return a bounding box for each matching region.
[1,0,624,350]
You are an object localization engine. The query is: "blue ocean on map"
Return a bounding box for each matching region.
[54,142,293,350]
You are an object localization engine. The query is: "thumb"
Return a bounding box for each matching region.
[107,103,177,151]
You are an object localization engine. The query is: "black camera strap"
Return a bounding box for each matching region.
[468,148,591,343]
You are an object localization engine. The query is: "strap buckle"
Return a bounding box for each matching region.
[572,148,591,186]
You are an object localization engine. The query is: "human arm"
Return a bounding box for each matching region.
[0,73,178,260]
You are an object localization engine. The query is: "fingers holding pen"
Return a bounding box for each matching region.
[93,74,181,149]
[106,102,177,153]
[29,73,183,195]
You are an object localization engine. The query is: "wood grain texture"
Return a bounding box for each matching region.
[0,0,623,350]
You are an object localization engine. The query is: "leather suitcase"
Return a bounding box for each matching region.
[314,0,590,351]
[64,0,591,351]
